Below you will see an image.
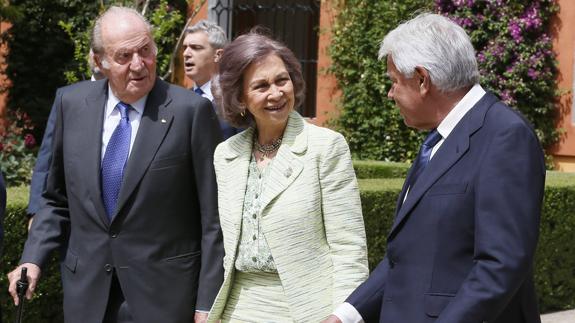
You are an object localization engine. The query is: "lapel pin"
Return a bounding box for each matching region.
[284,167,293,178]
[161,118,167,123]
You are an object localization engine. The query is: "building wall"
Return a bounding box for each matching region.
[551,0,575,171]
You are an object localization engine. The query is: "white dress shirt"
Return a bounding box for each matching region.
[194,80,214,102]
[101,86,147,162]
[333,83,487,323]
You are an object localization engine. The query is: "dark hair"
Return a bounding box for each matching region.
[216,30,305,128]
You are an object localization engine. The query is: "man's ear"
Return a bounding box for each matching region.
[93,54,105,71]
[214,49,224,63]
[414,66,430,95]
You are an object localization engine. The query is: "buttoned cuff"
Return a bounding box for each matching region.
[333,302,364,323]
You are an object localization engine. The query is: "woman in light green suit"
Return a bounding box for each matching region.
[207,31,369,323]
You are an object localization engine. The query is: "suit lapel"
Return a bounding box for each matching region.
[259,112,306,213]
[114,79,173,220]
[81,81,110,227]
[388,93,499,239]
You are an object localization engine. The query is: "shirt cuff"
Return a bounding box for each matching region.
[195,309,209,313]
[333,302,364,323]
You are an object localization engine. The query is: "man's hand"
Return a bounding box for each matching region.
[322,315,343,323]
[194,311,208,323]
[7,263,41,305]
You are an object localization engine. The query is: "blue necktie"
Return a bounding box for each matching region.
[194,87,204,96]
[101,102,132,220]
[407,129,442,189]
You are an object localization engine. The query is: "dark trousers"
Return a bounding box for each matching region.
[103,273,134,323]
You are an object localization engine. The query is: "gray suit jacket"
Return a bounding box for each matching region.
[21,78,224,323]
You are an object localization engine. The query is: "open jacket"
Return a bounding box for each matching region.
[208,111,369,322]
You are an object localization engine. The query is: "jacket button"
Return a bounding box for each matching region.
[110,232,118,238]
[388,258,396,268]
[104,264,113,273]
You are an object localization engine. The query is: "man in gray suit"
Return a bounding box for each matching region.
[7,6,224,323]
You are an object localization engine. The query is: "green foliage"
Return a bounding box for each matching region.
[330,0,559,163]
[58,1,101,84]
[150,0,184,77]
[60,0,186,84]
[1,0,81,139]
[353,160,409,179]
[329,0,432,162]
[0,110,37,186]
[535,184,575,311]
[1,186,63,322]
[2,0,187,139]
[436,0,560,164]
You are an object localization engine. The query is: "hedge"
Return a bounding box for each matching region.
[1,170,574,321]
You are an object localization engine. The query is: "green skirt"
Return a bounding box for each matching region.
[221,271,294,322]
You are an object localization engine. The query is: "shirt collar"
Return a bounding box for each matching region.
[436,84,486,139]
[105,84,147,117]
[194,80,214,101]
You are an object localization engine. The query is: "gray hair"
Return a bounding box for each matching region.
[91,6,156,57]
[185,20,228,49]
[379,13,480,92]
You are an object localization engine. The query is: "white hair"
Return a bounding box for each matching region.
[91,5,157,61]
[379,13,480,92]
[186,20,228,49]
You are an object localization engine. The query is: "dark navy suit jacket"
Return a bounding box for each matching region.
[27,88,64,215]
[347,92,545,323]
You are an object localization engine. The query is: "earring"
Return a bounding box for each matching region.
[279,91,284,96]
[240,110,246,117]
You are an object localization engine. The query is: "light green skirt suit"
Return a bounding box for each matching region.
[208,111,369,322]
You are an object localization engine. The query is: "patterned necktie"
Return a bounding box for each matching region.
[194,87,204,96]
[407,129,442,189]
[101,102,132,220]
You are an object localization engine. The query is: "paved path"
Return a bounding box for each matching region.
[541,309,574,323]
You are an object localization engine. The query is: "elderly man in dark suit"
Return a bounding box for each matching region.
[7,6,224,323]
[326,13,545,323]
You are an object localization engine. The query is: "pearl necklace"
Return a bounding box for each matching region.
[253,136,282,159]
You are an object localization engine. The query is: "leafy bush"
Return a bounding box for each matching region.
[0,186,63,322]
[329,0,431,162]
[330,0,559,164]
[353,160,409,179]
[2,0,187,139]
[1,0,80,139]
[436,0,560,163]
[60,0,186,84]
[0,110,37,186]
